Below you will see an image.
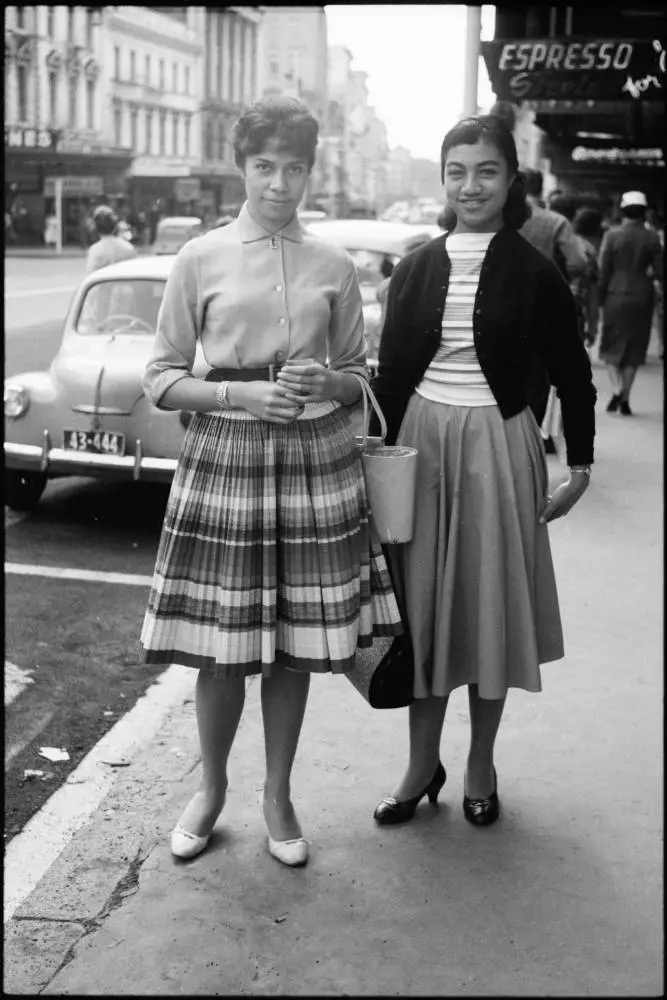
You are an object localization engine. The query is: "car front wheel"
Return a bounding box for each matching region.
[5,470,48,512]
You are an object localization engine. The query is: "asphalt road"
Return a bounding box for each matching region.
[4,257,85,377]
[4,260,173,843]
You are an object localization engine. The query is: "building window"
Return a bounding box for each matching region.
[228,16,235,101]
[16,7,25,30]
[145,54,150,86]
[48,72,58,126]
[185,66,190,95]
[145,108,153,155]
[67,7,75,43]
[130,107,138,151]
[184,114,191,156]
[159,59,165,90]
[172,62,178,93]
[68,76,77,127]
[86,78,95,129]
[17,64,28,122]
[172,111,179,156]
[114,46,120,81]
[47,7,55,38]
[114,104,122,147]
[130,51,136,83]
[217,118,225,161]
[85,9,93,49]
[205,118,213,160]
[159,111,166,155]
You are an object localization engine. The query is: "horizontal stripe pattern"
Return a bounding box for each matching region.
[417,233,496,407]
[141,404,402,675]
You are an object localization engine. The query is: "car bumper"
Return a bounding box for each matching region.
[5,438,177,482]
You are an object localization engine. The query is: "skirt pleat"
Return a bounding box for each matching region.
[392,394,564,700]
[141,401,402,677]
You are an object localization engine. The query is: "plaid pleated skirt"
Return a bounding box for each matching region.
[389,394,565,701]
[140,400,403,677]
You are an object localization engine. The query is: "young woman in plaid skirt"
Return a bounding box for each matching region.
[140,96,402,866]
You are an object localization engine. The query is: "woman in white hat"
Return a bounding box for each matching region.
[598,191,663,415]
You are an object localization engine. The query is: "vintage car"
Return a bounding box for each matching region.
[151,216,204,255]
[4,255,209,512]
[304,219,435,361]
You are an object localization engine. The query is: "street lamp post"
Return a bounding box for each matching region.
[462,6,482,116]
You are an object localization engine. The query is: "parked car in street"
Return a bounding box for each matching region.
[151,216,203,255]
[4,255,208,511]
[304,219,436,361]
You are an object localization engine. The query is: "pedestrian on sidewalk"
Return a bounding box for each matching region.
[598,192,663,415]
[369,114,596,828]
[572,207,603,349]
[141,95,402,867]
[86,206,137,273]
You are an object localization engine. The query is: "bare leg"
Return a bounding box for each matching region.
[261,664,311,841]
[620,365,638,402]
[177,670,246,837]
[392,695,448,800]
[466,684,506,798]
[606,363,623,395]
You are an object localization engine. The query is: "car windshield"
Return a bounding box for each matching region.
[75,279,166,335]
[347,249,401,303]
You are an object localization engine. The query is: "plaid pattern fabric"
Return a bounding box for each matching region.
[141,402,403,676]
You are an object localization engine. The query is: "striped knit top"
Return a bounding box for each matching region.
[416,231,497,407]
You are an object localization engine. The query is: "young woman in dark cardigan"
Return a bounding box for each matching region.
[370,115,597,827]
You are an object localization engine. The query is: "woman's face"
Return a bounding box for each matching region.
[443,138,514,234]
[242,138,310,231]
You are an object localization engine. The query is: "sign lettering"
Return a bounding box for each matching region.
[482,37,664,103]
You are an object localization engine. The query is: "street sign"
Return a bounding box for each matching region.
[43,176,104,197]
[482,37,665,104]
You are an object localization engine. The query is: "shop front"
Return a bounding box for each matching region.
[4,126,133,246]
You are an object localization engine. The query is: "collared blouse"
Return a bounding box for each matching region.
[143,203,368,408]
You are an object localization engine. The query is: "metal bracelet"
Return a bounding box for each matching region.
[215,380,231,409]
[569,464,592,477]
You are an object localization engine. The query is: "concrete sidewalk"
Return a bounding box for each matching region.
[4,360,663,996]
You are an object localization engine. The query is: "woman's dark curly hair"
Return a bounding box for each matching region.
[439,114,531,232]
[232,95,319,171]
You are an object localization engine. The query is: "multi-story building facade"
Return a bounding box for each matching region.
[104,5,204,225]
[385,145,414,203]
[197,6,264,220]
[258,6,328,209]
[4,5,133,245]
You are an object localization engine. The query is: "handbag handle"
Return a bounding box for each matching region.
[349,372,388,446]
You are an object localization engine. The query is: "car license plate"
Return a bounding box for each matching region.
[63,429,126,456]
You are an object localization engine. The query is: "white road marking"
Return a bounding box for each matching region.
[4,661,35,707]
[5,563,154,587]
[4,286,77,300]
[3,663,195,924]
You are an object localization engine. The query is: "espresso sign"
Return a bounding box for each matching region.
[482,37,664,103]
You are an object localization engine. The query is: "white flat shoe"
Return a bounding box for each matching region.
[268,835,309,867]
[170,825,211,860]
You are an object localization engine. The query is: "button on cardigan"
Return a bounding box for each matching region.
[143,203,368,408]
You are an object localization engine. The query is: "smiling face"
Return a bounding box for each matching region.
[443,139,514,234]
[241,138,311,232]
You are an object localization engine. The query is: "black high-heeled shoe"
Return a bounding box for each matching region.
[463,766,500,826]
[373,762,446,825]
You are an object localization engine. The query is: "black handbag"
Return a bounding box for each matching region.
[345,632,415,709]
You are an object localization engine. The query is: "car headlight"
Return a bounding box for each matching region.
[4,384,30,419]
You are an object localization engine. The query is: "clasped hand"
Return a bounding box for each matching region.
[236,360,336,424]
[276,359,338,405]
[539,471,590,524]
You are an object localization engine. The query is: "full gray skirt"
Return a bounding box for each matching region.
[389,394,564,700]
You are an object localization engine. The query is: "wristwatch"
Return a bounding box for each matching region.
[569,465,592,477]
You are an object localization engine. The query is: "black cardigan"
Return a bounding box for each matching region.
[369,227,597,466]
